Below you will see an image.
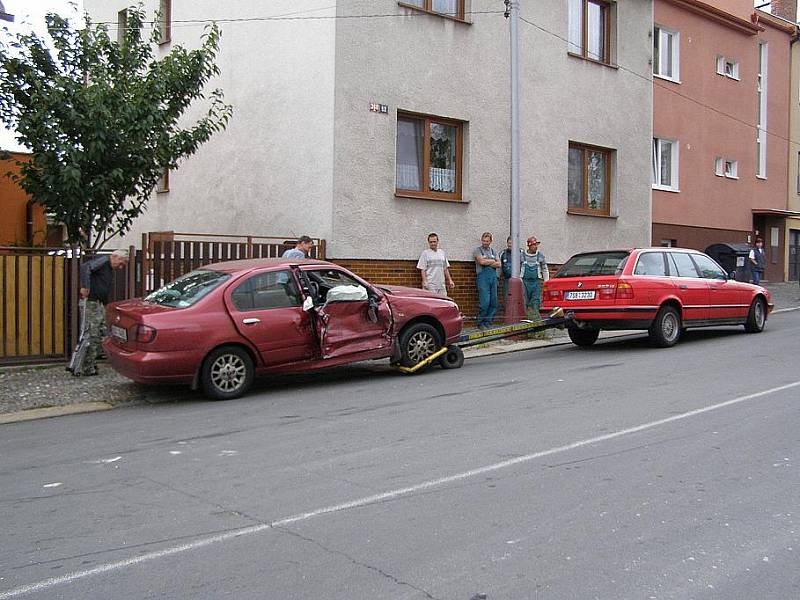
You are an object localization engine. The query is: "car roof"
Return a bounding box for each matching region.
[200,258,332,273]
[571,247,704,256]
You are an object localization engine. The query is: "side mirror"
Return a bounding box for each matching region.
[728,272,736,280]
[302,296,314,312]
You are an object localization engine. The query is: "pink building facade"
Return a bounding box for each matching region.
[652,0,795,281]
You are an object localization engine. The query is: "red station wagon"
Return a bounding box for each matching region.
[103,259,463,399]
[542,248,773,348]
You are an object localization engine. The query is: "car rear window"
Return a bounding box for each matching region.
[145,270,231,308]
[555,252,630,278]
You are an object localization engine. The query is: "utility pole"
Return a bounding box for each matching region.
[505,0,526,322]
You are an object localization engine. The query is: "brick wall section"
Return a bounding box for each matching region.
[332,258,484,321]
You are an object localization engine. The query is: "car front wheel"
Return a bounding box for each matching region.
[649,306,681,347]
[567,325,600,347]
[398,323,442,369]
[202,346,254,400]
[744,297,767,333]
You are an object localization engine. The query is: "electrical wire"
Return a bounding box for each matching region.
[518,14,798,148]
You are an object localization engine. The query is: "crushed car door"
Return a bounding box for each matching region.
[304,269,392,359]
[226,269,317,365]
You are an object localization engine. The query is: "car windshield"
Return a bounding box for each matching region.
[145,270,230,308]
[555,251,630,278]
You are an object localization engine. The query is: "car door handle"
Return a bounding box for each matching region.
[679,285,688,289]
[242,318,261,325]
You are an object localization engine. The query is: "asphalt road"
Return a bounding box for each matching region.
[1,310,799,600]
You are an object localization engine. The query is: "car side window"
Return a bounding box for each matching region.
[667,253,700,278]
[634,252,667,276]
[691,254,726,280]
[232,270,301,311]
[305,269,364,303]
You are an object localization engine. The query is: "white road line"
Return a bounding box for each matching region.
[2,379,800,599]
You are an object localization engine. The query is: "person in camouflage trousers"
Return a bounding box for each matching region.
[72,249,129,376]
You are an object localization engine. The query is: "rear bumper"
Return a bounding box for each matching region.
[102,338,198,385]
[544,303,658,328]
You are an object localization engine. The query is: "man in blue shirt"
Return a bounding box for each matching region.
[282,236,314,259]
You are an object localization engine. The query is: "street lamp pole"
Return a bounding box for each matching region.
[505,0,526,322]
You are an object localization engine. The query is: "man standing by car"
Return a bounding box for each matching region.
[417,232,455,296]
[749,237,766,285]
[72,249,129,376]
[521,236,549,318]
[473,232,501,329]
[282,236,314,259]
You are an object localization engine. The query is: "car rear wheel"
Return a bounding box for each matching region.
[202,346,254,400]
[398,323,442,369]
[744,297,767,333]
[567,325,600,347]
[649,306,681,347]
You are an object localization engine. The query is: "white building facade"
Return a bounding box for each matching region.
[84,0,653,265]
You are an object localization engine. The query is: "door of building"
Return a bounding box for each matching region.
[790,230,800,282]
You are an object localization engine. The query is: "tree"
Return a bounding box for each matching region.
[0,5,232,249]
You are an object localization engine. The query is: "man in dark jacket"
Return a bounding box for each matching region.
[749,238,766,285]
[72,249,129,376]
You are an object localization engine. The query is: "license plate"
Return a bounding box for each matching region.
[565,290,596,300]
[111,325,127,341]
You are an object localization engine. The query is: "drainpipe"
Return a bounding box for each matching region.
[505,0,526,323]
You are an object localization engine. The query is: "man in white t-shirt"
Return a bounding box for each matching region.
[417,232,456,296]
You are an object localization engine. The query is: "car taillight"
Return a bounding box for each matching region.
[615,282,634,300]
[136,325,157,343]
[597,284,615,300]
[547,289,562,300]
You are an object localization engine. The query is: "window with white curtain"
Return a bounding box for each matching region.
[568,0,612,64]
[396,113,463,201]
[653,25,679,82]
[400,0,464,19]
[652,138,679,191]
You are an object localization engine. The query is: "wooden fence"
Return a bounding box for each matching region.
[1,249,75,364]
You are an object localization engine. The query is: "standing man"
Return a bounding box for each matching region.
[473,232,501,329]
[282,236,314,259]
[749,237,766,285]
[500,235,522,306]
[521,236,549,318]
[73,249,130,376]
[417,232,455,296]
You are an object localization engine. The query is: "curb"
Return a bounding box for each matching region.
[0,402,113,425]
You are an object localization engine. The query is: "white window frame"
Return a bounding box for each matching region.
[653,25,680,83]
[756,42,768,179]
[714,157,724,177]
[724,159,738,179]
[652,137,679,191]
[716,55,740,80]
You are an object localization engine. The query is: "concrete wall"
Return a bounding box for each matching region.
[653,2,791,238]
[84,0,337,245]
[329,0,653,263]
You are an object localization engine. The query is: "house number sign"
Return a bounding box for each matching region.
[369,103,388,114]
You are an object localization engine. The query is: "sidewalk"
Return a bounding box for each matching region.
[2,282,798,422]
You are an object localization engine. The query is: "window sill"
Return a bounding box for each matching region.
[653,73,681,84]
[756,175,767,180]
[566,209,617,218]
[724,175,739,180]
[397,3,470,24]
[395,191,466,203]
[652,185,680,193]
[156,189,170,194]
[567,51,618,70]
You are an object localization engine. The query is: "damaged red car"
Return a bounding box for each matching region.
[103,259,463,399]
